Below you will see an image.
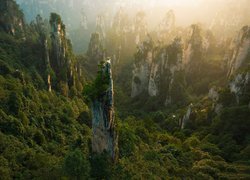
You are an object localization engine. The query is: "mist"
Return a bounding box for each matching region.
[16,0,250,28]
[16,0,250,53]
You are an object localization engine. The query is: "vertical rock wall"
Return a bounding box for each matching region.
[91,60,118,160]
[226,26,250,77]
[131,37,184,105]
[50,13,67,70]
[0,0,24,37]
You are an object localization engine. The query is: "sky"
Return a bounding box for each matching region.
[16,0,250,29]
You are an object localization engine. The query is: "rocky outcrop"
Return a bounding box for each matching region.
[47,13,82,95]
[208,87,220,102]
[0,0,24,37]
[209,1,250,43]
[131,36,153,97]
[229,72,250,104]
[44,39,52,92]
[222,26,250,105]
[50,13,67,70]
[207,72,250,115]
[34,15,52,92]
[183,24,204,69]
[91,60,118,160]
[226,26,250,77]
[131,36,184,105]
[181,103,193,129]
[208,87,223,115]
[204,26,250,115]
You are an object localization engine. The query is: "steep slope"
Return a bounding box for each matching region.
[0,2,92,178]
[131,36,185,106]
[0,0,24,37]
[226,26,250,77]
[87,60,118,160]
[1,1,250,179]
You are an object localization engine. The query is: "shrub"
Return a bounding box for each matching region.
[33,130,46,145]
[90,152,112,179]
[63,149,90,179]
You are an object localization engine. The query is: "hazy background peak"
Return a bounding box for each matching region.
[15,0,250,53]
[16,0,250,28]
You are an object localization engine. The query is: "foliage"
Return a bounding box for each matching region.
[63,149,90,179]
[83,61,109,102]
[0,2,250,179]
[90,152,113,179]
[0,28,91,178]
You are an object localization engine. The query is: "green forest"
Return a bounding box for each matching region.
[0,0,250,179]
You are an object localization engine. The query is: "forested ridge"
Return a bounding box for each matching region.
[0,0,250,179]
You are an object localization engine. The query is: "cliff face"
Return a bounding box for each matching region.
[91,60,117,160]
[50,13,67,71]
[48,13,83,95]
[209,1,250,43]
[183,24,205,71]
[87,33,105,66]
[0,0,24,36]
[181,104,193,129]
[226,26,250,77]
[229,72,250,105]
[14,13,83,95]
[224,26,250,105]
[199,26,250,119]
[131,36,184,105]
[34,15,52,92]
[131,37,153,97]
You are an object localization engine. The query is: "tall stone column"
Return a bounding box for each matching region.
[91,59,118,160]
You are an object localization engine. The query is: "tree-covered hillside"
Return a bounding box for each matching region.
[0,0,250,179]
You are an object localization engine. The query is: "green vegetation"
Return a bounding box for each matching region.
[0,72,91,179]
[0,1,250,179]
[83,61,109,102]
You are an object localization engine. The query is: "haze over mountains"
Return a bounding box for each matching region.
[15,0,250,53]
[0,0,250,179]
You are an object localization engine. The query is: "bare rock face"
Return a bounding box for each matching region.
[229,72,250,104]
[183,24,204,69]
[131,36,184,105]
[48,13,82,95]
[209,1,250,43]
[44,39,52,92]
[91,60,118,160]
[0,0,24,37]
[226,26,250,77]
[181,104,193,129]
[208,87,223,115]
[223,26,250,105]
[34,15,52,92]
[208,87,220,102]
[131,36,153,98]
[50,13,67,70]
